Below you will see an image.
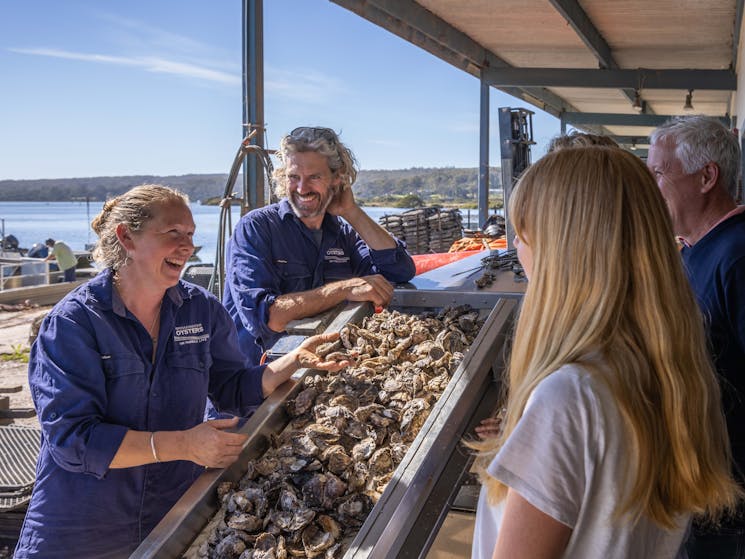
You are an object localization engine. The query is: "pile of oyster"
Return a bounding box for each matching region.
[192,305,483,559]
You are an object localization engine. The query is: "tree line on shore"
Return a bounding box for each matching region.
[0,167,503,208]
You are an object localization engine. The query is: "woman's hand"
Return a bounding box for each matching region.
[184,417,248,468]
[475,416,503,439]
[261,332,351,396]
[295,332,351,371]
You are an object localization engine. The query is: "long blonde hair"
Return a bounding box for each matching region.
[475,147,740,527]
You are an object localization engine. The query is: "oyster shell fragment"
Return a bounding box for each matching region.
[195,306,483,558]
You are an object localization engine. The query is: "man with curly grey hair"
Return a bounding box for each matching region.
[223,126,415,363]
[648,114,745,558]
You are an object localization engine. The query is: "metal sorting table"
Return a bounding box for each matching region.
[407,250,527,296]
[131,281,520,558]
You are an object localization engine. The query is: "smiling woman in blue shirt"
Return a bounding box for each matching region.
[13,184,348,559]
[223,126,416,363]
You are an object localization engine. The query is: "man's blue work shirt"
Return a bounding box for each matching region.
[15,269,265,559]
[223,199,416,362]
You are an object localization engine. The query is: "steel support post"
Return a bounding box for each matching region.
[242,0,266,213]
[478,75,490,229]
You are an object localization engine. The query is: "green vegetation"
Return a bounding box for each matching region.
[354,167,502,207]
[0,167,503,207]
[0,174,230,202]
[1,344,30,363]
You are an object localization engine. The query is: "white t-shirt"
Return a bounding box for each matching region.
[472,364,690,559]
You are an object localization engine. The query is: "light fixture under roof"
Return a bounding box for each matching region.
[632,89,643,113]
[683,89,695,112]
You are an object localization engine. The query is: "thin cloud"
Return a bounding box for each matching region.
[96,13,235,72]
[97,13,212,54]
[266,68,348,104]
[369,139,403,147]
[9,47,239,85]
[449,121,479,134]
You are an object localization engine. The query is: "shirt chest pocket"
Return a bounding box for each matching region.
[276,260,313,291]
[165,351,213,375]
[323,258,354,282]
[101,354,149,420]
[102,354,146,379]
[164,351,213,417]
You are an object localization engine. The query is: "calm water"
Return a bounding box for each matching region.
[0,202,418,264]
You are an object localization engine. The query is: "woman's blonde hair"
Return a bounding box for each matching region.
[474,147,740,527]
[547,130,619,152]
[90,184,189,270]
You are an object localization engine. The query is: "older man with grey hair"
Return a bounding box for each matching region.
[648,115,745,558]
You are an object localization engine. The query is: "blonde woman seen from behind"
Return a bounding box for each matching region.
[471,147,741,559]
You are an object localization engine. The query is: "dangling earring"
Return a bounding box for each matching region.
[123,251,132,267]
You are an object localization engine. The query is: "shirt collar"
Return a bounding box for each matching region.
[679,205,745,247]
[278,198,341,235]
[85,267,187,316]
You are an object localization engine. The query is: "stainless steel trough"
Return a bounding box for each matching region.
[130,290,516,559]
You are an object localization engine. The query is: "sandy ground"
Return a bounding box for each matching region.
[0,306,50,428]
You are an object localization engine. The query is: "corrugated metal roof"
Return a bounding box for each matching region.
[332,0,743,146]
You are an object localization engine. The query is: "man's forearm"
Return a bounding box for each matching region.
[266,282,349,332]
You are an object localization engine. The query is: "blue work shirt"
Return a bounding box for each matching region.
[15,269,265,559]
[223,199,416,362]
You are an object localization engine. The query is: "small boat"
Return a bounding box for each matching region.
[1,237,95,296]
[0,234,27,258]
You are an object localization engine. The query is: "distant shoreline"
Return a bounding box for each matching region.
[0,168,501,208]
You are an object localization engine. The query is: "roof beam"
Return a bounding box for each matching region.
[564,112,731,126]
[548,0,613,68]
[483,68,737,90]
[733,0,745,71]
[547,0,652,112]
[330,0,581,118]
[609,135,650,144]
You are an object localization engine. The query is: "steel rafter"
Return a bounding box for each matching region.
[733,0,745,71]
[329,0,580,118]
[547,0,653,113]
[482,68,737,90]
[564,112,731,126]
[610,135,650,144]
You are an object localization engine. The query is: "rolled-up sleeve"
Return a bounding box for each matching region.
[346,227,416,283]
[225,216,283,350]
[30,311,128,479]
[369,239,416,283]
[207,300,266,415]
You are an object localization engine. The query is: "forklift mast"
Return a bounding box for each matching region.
[498,107,535,250]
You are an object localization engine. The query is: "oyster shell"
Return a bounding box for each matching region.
[201,306,484,559]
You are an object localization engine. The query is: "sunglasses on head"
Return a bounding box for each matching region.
[289,126,339,144]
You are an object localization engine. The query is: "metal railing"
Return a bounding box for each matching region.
[0,259,63,291]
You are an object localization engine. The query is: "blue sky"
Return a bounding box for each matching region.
[0,0,562,180]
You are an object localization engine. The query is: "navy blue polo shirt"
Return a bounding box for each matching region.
[681,212,745,493]
[15,269,265,558]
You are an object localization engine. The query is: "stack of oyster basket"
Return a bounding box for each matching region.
[379,207,463,255]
